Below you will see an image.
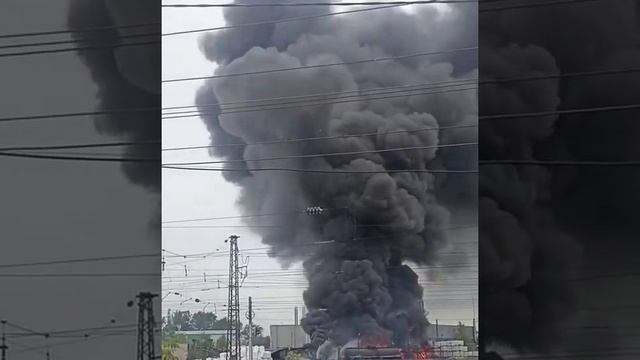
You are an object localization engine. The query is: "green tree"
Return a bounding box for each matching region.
[241,324,270,347]
[171,311,194,331]
[241,324,263,338]
[191,311,220,330]
[163,311,233,333]
[162,335,184,360]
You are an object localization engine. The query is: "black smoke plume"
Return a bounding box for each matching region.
[479,0,640,358]
[196,1,477,355]
[67,0,160,192]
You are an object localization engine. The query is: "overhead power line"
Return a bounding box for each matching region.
[4,321,42,336]
[480,0,608,13]
[4,339,48,356]
[6,323,138,338]
[11,331,138,355]
[163,165,478,174]
[164,64,640,114]
[3,64,634,125]
[159,64,639,145]
[480,65,640,86]
[163,225,284,229]
[162,1,479,8]
[0,141,159,152]
[0,32,158,51]
[163,224,478,231]
[163,3,405,36]
[0,253,159,269]
[0,40,159,59]
[162,124,477,152]
[161,0,605,37]
[481,160,640,167]
[480,103,640,120]
[0,23,159,40]
[0,107,157,123]
[164,79,475,113]
[163,209,341,224]
[162,47,477,83]
[162,0,602,10]
[162,86,477,119]
[0,151,158,163]
[0,273,160,278]
[163,142,477,166]
[161,0,610,36]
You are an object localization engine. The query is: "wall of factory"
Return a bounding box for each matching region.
[425,324,475,344]
[270,325,309,349]
[175,329,227,343]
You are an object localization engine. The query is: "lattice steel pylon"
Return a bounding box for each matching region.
[135,292,158,360]
[226,235,241,360]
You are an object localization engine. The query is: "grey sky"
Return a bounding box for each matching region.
[0,1,159,359]
[161,1,478,335]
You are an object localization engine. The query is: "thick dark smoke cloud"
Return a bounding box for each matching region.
[196,1,477,354]
[67,0,160,192]
[479,0,640,358]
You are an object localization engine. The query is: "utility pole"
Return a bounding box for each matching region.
[294,307,298,326]
[227,235,241,360]
[1,320,7,360]
[435,319,440,358]
[245,297,255,360]
[472,295,477,345]
[133,292,158,360]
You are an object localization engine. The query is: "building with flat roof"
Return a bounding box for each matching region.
[175,329,227,343]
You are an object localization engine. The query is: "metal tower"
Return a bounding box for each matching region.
[135,292,158,360]
[226,235,241,360]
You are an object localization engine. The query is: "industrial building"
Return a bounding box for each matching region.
[175,329,227,343]
[269,325,309,349]
[267,323,475,350]
[425,324,476,345]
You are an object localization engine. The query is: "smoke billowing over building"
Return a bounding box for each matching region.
[195,1,477,358]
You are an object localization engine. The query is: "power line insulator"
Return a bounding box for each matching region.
[305,206,324,215]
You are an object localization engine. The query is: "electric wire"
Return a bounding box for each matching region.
[162,47,477,83]
[162,124,477,152]
[163,165,478,174]
[163,3,407,36]
[162,207,345,224]
[480,0,609,13]
[0,140,159,152]
[0,32,158,51]
[0,40,159,59]
[0,151,159,162]
[0,273,160,278]
[163,79,475,113]
[162,1,480,7]
[480,103,640,120]
[163,142,477,166]
[480,160,640,166]
[0,253,159,269]
[162,86,477,119]
[0,23,159,40]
